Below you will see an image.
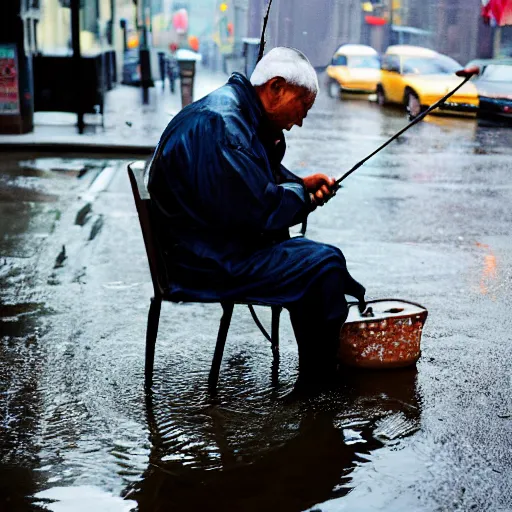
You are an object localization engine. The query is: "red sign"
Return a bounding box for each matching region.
[0,45,20,115]
[365,15,387,26]
[482,0,512,26]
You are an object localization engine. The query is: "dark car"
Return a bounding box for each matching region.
[470,59,512,125]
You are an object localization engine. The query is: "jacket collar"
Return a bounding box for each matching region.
[227,72,285,148]
[228,72,264,125]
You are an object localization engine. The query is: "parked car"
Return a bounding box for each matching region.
[376,45,479,118]
[326,44,380,98]
[470,59,512,125]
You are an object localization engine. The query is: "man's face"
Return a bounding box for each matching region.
[266,83,316,131]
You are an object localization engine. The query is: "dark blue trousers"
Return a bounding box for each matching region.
[288,267,352,377]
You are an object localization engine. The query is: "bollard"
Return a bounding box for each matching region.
[167,55,177,94]
[177,58,196,108]
[157,51,166,89]
[176,49,201,109]
[242,38,261,79]
[139,47,153,105]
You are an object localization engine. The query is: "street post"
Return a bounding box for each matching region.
[176,49,201,109]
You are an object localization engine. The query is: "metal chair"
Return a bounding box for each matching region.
[127,161,283,390]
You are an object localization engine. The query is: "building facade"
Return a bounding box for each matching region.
[398,0,494,64]
[37,0,121,54]
[246,0,496,67]
[247,0,365,68]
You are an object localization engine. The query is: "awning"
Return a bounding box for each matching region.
[391,25,432,35]
[482,0,512,27]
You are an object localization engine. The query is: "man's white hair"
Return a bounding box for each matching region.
[250,47,319,95]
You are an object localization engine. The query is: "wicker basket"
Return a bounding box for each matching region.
[338,299,428,369]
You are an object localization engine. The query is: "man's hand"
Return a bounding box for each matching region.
[303,174,337,207]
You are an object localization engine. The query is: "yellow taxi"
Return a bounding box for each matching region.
[326,44,380,98]
[376,45,479,117]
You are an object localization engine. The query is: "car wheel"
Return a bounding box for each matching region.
[328,80,341,99]
[406,91,422,120]
[376,86,386,106]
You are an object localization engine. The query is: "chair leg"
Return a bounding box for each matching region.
[271,306,282,359]
[145,296,162,390]
[208,302,234,390]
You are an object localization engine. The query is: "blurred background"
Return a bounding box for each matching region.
[0,0,511,135]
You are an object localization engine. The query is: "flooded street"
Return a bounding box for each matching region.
[1,87,512,511]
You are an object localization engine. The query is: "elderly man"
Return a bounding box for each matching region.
[147,47,365,388]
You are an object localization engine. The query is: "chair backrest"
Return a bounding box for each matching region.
[127,161,167,297]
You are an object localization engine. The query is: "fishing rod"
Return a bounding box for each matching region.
[334,65,480,187]
[257,0,274,63]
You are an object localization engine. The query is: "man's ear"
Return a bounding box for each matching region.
[269,77,286,97]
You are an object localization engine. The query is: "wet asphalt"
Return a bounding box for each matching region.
[1,87,511,512]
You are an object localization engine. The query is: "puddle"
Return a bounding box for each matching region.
[127,367,420,510]
[0,302,45,319]
[33,486,137,512]
[0,183,59,203]
[1,98,511,510]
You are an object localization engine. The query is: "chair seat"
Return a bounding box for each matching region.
[160,292,282,309]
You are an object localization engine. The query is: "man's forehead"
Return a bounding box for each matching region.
[301,90,316,109]
[304,91,316,105]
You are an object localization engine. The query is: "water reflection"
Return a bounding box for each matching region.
[0,302,46,511]
[130,367,420,512]
[475,242,498,298]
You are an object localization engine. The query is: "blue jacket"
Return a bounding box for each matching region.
[147,73,364,305]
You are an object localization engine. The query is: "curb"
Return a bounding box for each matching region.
[0,142,155,157]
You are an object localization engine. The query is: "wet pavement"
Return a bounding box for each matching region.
[1,85,512,512]
[0,69,227,153]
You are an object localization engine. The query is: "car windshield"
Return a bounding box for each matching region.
[481,64,512,82]
[347,55,380,69]
[402,55,461,75]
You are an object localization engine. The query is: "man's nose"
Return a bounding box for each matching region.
[296,118,303,128]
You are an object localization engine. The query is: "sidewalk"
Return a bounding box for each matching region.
[0,67,228,155]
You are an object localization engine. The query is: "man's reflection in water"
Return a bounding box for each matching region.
[128,367,420,512]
